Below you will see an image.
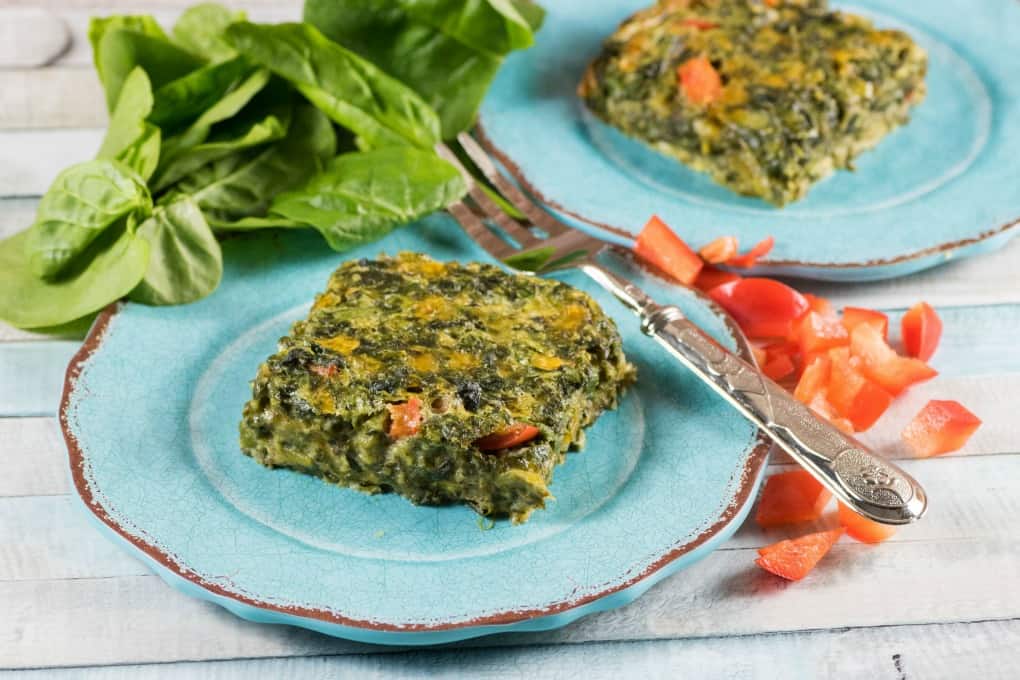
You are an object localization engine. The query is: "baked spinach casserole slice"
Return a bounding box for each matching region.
[578,0,927,205]
[240,253,635,523]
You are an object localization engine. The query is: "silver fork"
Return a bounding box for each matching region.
[438,132,927,525]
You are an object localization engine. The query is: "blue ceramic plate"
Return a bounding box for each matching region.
[478,0,1019,281]
[62,216,768,645]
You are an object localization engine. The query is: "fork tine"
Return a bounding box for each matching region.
[456,132,569,236]
[447,200,517,260]
[465,185,542,248]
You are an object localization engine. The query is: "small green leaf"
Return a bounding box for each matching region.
[130,198,222,306]
[0,226,149,330]
[172,104,336,224]
[398,0,536,57]
[150,56,253,130]
[25,160,152,279]
[502,246,554,272]
[269,147,467,250]
[97,68,161,180]
[89,17,204,111]
[171,3,246,62]
[227,21,441,149]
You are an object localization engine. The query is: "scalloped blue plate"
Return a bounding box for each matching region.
[61,216,768,645]
[478,0,1019,281]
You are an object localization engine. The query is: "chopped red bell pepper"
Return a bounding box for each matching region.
[804,293,835,317]
[755,470,832,528]
[708,278,809,339]
[763,353,796,381]
[796,311,849,355]
[838,502,897,544]
[694,266,741,293]
[755,528,843,581]
[901,400,982,458]
[901,302,942,361]
[677,56,723,105]
[750,344,768,366]
[794,354,830,404]
[476,423,541,451]
[634,215,704,285]
[841,306,889,339]
[682,17,719,30]
[849,324,937,396]
[727,236,775,268]
[806,392,855,434]
[699,236,739,264]
[827,347,893,432]
[387,397,424,439]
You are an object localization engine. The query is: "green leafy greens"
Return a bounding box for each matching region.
[0,0,543,331]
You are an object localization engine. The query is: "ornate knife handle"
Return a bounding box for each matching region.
[583,263,927,525]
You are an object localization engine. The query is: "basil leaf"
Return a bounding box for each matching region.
[304,0,544,137]
[89,17,204,111]
[24,160,152,279]
[0,225,149,330]
[398,0,536,57]
[130,198,222,306]
[150,56,253,131]
[153,98,291,192]
[269,147,466,250]
[175,104,336,224]
[97,68,161,180]
[172,3,246,62]
[227,22,441,149]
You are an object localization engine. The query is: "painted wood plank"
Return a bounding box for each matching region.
[0,129,101,196]
[0,342,79,416]
[3,534,1018,669]
[1,453,1016,583]
[0,68,106,131]
[0,418,68,498]
[7,619,1018,679]
[0,9,70,68]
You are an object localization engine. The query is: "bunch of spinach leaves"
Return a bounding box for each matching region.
[0,0,543,331]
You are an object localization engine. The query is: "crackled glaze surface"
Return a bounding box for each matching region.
[61,215,769,645]
[478,0,1019,280]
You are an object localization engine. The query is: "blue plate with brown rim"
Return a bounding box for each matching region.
[61,216,769,645]
[477,0,1020,281]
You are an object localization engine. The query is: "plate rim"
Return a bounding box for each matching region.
[61,278,770,639]
[474,123,1020,276]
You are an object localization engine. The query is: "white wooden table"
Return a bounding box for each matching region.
[2,3,1018,677]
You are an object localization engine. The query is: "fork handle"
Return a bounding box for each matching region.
[582,262,927,525]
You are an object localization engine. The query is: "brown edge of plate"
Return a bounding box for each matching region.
[60,275,771,634]
[473,121,1020,271]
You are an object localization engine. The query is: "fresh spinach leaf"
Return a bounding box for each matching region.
[97,68,161,180]
[130,198,222,305]
[172,3,246,62]
[0,224,149,330]
[304,0,544,137]
[398,0,537,57]
[226,21,441,149]
[24,160,152,279]
[157,67,272,163]
[150,56,253,131]
[173,104,336,224]
[269,147,466,250]
[89,17,204,111]
[153,98,291,192]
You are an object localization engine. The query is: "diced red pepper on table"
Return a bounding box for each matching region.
[756,528,843,581]
[841,306,889,339]
[901,302,943,361]
[727,236,775,268]
[838,502,897,544]
[755,470,832,527]
[708,278,809,338]
[901,400,982,458]
[849,324,937,396]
